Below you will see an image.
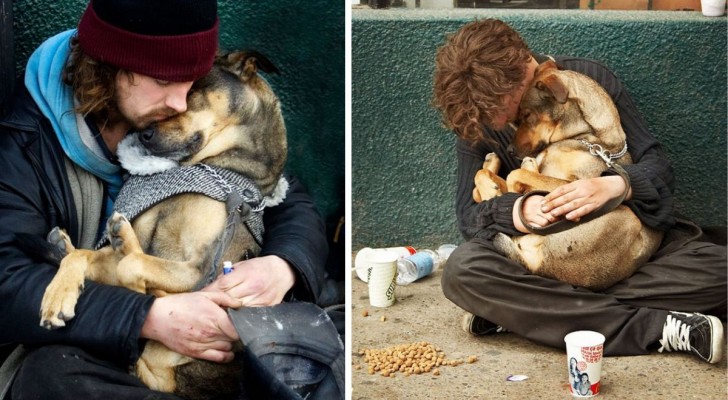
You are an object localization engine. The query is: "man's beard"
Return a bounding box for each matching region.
[126,109,178,131]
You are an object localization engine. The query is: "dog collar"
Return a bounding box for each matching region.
[578,139,628,167]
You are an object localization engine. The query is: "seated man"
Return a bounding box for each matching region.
[0,0,329,398]
[432,19,726,364]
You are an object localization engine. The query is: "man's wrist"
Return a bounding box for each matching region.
[268,255,296,292]
[512,196,528,233]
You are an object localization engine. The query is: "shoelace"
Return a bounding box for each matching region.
[658,314,691,353]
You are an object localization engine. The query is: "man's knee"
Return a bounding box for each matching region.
[12,346,76,398]
[442,239,498,295]
[11,345,134,400]
[441,240,475,290]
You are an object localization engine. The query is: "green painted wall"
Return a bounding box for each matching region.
[11,0,345,222]
[353,9,727,249]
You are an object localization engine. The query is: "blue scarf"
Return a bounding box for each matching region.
[25,29,123,224]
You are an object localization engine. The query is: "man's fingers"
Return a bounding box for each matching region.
[197,348,235,364]
[200,290,243,309]
[217,316,240,341]
[240,294,275,307]
[565,204,595,221]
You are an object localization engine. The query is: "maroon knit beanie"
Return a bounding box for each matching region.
[77,0,219,82]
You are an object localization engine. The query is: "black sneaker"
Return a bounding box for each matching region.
[657,311,724,364]
[461,312,508,336]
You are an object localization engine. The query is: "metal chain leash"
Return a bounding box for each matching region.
[578,139,628,167]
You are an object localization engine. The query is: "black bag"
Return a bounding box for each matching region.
[228,302,345,400]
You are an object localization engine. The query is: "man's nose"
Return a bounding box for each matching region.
[165,82,193,113]
[165,90,188,113]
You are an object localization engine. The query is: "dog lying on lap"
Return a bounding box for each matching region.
[473,60,663,291]
[36,50,287,400]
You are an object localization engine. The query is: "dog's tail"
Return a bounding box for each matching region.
[14,232,65,266]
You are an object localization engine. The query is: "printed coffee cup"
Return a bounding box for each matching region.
[564,330,605,397]
[354,246,414,282]
[365,251,399,307]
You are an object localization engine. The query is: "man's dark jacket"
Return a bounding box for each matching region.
[0,86,328,366]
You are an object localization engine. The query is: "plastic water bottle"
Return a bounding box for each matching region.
[396,249,443,285]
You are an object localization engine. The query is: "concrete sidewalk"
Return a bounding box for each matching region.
[350,268,728,399]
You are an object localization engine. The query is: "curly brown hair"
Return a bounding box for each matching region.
[433,19,532,144]
[62,36,130,123]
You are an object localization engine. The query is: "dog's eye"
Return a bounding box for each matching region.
[517,110,530,125]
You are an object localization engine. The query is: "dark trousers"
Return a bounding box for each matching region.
[10,345,182,400]
[441,219,727,357]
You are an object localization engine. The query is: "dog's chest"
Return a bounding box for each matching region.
[538,150,607,181]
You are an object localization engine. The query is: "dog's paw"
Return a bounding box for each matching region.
[107,212,143,255]
[39,271,84,330]
[473,168,506,202]
[47,227,74,255]
[520,157,539,172]
[108,213,130,251]
[483,153,501,173]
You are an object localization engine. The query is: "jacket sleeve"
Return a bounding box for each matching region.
[259,174,328,303]
[0,133,154,367]
[455,138,522,241]
[559,58,675,231]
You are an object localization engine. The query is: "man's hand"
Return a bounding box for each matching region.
[540,175,630,221]
[140,292,241,363]
[513,194,559,232]
[203,255,296,307]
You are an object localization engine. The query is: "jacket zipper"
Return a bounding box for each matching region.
[23,134,70,232]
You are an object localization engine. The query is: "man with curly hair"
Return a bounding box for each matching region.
[433,19,726,364]
[0,1,328,398]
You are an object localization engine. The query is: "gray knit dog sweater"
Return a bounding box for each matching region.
[97,164,265,248]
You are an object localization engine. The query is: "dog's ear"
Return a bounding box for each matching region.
[535,59,558,75]
[532,60,568,104]
[216,51,281,82]
[535,74,569,105]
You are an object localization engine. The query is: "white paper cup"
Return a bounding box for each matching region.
[437,244,458,262]
[564,331,605,397]
[365,252,399,307]
[701,0,726,16]
[354,246,415,282]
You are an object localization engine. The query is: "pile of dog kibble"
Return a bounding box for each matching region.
[357,341,477,378]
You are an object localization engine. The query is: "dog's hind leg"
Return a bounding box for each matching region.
[494,233,547,274]
[135,341,191,394]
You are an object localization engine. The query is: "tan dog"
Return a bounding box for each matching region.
[38,51,287,399]
[473,60,663,290]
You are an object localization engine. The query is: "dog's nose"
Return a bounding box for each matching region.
[506,144,524,162]
[140,129,155,143]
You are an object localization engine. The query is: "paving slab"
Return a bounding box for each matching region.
[350,266,728,399]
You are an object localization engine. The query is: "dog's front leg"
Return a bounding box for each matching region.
[506,157,570,194]
[40,229,118,329]
[108,212,203,295]
[473,153,507,202]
